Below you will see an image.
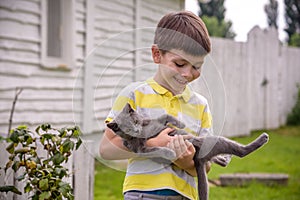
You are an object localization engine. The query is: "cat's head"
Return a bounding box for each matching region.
[107,103,143,138]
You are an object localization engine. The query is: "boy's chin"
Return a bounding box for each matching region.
[170,84,186,95]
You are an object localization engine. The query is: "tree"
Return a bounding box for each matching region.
[264,0,279,29]
[201,16,236,39]
[198,0,236,39]
[284,0,300,46]
[198,0,226,22]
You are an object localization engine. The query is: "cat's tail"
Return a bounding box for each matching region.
[195,161,208,200]
[239,132,269,157]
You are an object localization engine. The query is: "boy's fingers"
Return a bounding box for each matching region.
[182,134,193,140]
[162,127,175,135]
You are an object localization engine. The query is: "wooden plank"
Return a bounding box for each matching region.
[74,141,94,200]
[220,173,289,186]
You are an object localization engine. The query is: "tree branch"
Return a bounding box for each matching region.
[8,87,23,136]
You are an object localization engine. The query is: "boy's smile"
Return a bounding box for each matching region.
[152,45,206,95]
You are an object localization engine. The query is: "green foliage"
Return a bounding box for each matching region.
[289,33,300,47]
[198,0,226,22]
[284,0,300,45]
[202,16,236,39]
[198,0,236,39]
[0,124,82,199]
[287,86,300,125]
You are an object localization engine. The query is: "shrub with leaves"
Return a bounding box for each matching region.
[0,124,82,200]
[287,86,300,125]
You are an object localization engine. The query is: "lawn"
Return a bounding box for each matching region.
[94,125,300,200]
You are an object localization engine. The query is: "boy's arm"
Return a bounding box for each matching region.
[147,130,198,177]
[169,136,198,177]
[99,128,136,160]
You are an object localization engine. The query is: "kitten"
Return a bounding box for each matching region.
[107,103,269,200]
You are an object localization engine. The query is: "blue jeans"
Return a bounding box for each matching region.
[124,191,190,200]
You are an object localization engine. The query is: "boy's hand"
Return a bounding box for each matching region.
[168,135,195,159]
[146,127,174,147]
[168,135,197,176]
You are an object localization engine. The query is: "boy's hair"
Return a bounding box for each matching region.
[154,11,211,56]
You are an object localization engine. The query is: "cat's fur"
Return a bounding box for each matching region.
[107,103,269,200]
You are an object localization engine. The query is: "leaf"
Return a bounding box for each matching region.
[39,191,51,200]
[51,153,65,165]
[41,123,51,131]
[42,134,53,140]
[6,142,15,154]
[17,125,28,130]
[55,168,67,179]
[58,128,66,137]
[39,179,49,191]
[9,131,19,143]
[15,147,30,154]
[76,138,82,150]
[35,126,40,134]
[62,139,74,153]
[5,160,13,172]
[73,126,82,137]
[58,182,72,196]
[24,182,32,193]
[0,185,22,195]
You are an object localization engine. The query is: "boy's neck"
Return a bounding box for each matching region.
[153,73,185,96]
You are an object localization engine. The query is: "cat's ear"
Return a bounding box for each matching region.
[124,103,134,114]
[107,122,118,131]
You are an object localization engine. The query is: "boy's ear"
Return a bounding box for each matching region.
[151,44,161,64]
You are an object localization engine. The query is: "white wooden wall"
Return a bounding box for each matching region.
[82,0,184,134]
[0,0,83,132]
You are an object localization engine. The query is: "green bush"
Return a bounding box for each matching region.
[0,124,82,200]
[287,86,300,125]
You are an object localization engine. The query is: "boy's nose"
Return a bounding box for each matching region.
[180,66,193,79]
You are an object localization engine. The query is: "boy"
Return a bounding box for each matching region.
[100,11,217,200]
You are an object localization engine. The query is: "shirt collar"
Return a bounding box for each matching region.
[146,78,191,102]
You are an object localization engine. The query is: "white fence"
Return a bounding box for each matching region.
[192,27,300,137]
[90,26,300,137]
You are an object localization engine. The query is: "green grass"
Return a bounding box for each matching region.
[94,126,300,200]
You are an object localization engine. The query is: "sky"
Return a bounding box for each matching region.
[185,0,286,42]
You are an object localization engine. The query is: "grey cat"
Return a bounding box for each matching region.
[107,103,269,200]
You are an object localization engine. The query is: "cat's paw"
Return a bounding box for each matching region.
[259,132,269,144]
[212,154,232,167]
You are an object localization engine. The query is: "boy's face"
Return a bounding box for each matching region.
[152,45,205,95]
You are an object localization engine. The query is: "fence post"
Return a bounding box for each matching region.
[73,140,94,200]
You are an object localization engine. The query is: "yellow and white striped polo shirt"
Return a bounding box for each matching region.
[105,78,212,200]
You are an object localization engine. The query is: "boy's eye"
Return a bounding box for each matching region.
[175,62,184,67]
[193,66,201,70]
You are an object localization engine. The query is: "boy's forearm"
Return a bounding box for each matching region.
[174,158,197,177]
[99,128,136,160]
